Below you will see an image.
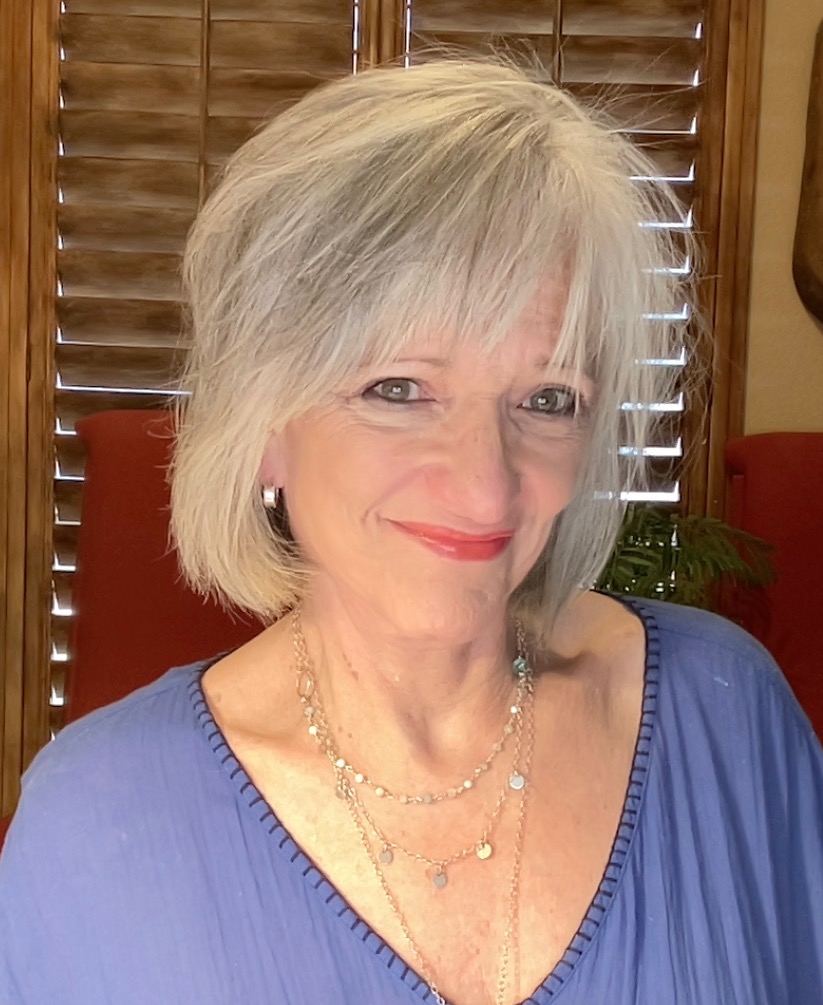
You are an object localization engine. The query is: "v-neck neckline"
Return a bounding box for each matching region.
[188,595,661,1004]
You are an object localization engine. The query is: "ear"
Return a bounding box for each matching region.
[258,432,287,489]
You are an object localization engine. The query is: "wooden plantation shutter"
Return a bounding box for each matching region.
[404,0,707,503]
[51,0,359,725]
[50,0,711,720]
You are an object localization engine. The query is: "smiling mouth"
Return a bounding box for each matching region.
[390,521,514,561]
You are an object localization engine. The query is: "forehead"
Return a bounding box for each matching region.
[516,278,569,330]
[379,276,572,365]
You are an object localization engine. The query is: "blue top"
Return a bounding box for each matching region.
[1,599,822,1004]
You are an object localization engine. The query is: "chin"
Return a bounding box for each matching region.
[379,585,513,646]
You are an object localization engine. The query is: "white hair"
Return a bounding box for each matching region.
[171,57,694,627]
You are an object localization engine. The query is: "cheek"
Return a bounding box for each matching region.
[528,436,588,506]
[283,424,401,535]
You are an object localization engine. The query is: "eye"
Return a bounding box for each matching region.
[519,385,584,418]
[364,378,423,404]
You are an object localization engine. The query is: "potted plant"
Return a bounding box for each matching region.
[597,504,776,609]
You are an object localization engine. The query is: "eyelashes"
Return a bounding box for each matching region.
[518,386,587,418]
[362,378,588,418]
[362,378,423,404]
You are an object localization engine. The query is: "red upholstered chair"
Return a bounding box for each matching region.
[723,432,823,736]
[62,408,263,722]
[0,409,263,850]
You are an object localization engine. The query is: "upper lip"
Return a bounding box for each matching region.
[390,521,514,542]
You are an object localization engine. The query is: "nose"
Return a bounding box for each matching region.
[432,404,519,527]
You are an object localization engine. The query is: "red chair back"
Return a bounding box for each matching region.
[64,409,263,722]
[724,432,823,735]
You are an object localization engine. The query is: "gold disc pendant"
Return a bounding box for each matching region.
[431,868,448,889]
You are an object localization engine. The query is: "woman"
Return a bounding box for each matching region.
[1,59,822,1005]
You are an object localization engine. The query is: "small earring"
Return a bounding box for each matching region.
[262,486,280,509]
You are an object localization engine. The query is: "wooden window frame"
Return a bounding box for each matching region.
[685,0,766,518]
[1,0,59,815]
[0,0,765,816]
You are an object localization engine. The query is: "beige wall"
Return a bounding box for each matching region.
[745,0,823,433]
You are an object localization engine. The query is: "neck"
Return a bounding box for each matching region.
[296,596,521,779]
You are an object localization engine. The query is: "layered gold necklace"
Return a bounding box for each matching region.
[292,608,536,1005]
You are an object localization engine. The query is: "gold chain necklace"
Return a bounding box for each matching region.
[291,608,536,1004]
[293,608,531,806]
[344,700,527,887]
[344,678,535,1005]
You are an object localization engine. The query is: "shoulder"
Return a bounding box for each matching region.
[31,663,203,780]
[626,597,822,762]
[5,663,209,860]
[631,596,772,659]
[629,596,787,691]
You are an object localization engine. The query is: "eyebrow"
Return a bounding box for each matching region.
[390,356,451,368]
[388,355,569,370]
[374,352,596,382]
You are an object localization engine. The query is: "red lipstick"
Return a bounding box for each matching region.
[391,521,513,561]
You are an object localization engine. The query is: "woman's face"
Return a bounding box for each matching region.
[265,280,593,643]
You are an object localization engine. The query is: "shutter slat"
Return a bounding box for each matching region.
[53,572,76,615]
[64,0,200,15]
[631,138,697,180]
[59,205,194,253]
[211,0,353,23]
[58,296,184,344]
[410,32,555,65]
[61,63,200,114]
[207,116,264,163]
[56,343,180,391]
[50,619,72,660]
[565,83,699,134]
[561,37,701,86]
[563,0,704,38]
[54,525,79,571]
[62,15,201,66]
[60,110,200,161]
[411,0,555,34]
[55,435,88,480]
[56,389,175,431]
[208,70,314,117]
[58,250,182,300]
[59,158,199,208]
[211,20,353,72]
[55,481,84,525]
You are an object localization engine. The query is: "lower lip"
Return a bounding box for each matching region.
[391,524,513,562]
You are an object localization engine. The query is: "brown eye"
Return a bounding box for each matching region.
[520,386,582,417]
[365,379,422,403]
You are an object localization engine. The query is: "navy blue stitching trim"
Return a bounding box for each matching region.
[186,593,661,1005]
[187,661,445,1003]
[525,594,660,1002]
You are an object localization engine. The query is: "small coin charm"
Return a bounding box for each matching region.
[378,847,394,865]
[431,869,448,890]
[508,772,526,791]
[476,841,493,861]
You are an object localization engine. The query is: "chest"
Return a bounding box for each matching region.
[229,717,636,1005]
